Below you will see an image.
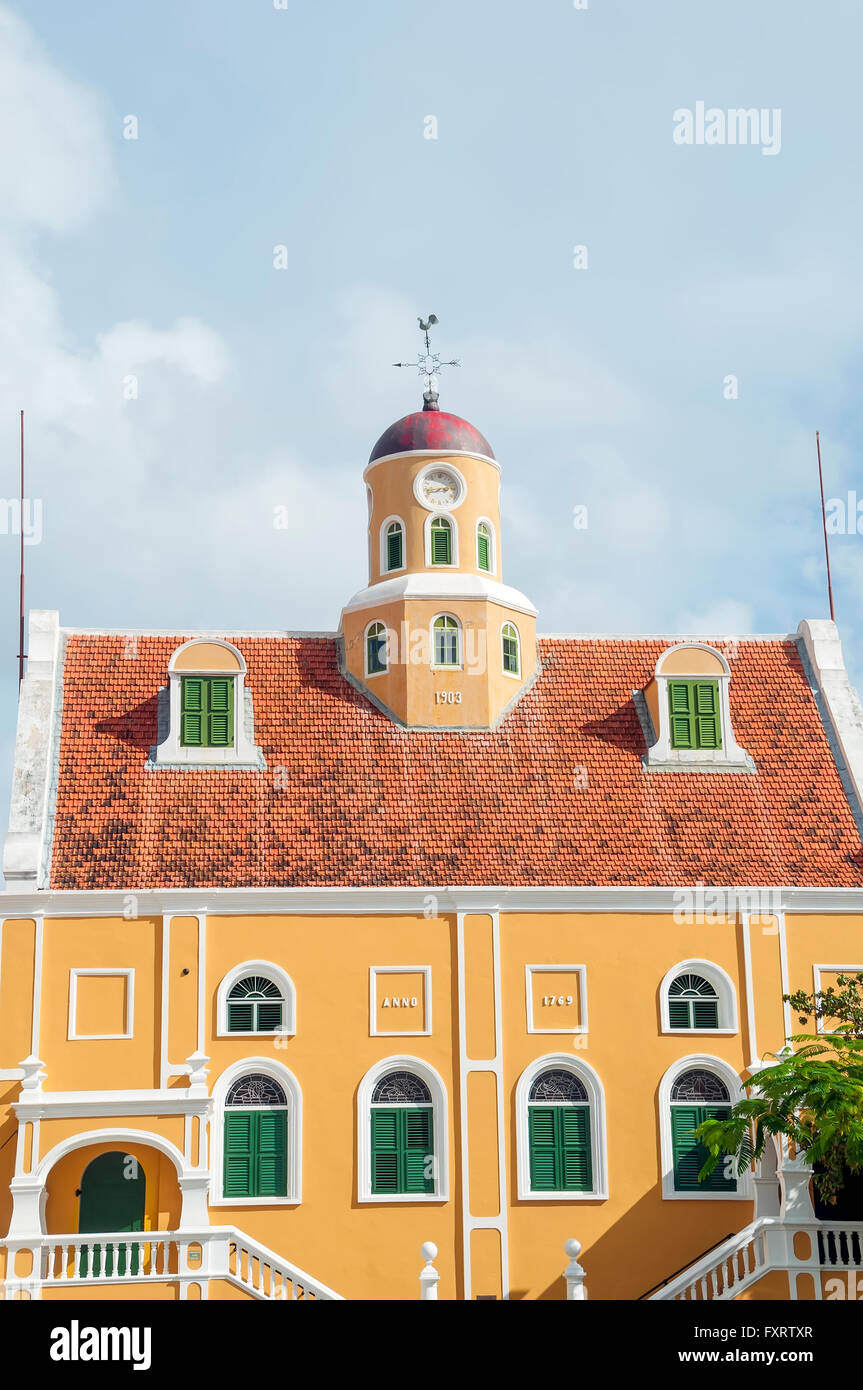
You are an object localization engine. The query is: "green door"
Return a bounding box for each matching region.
[78,1152,146,1277]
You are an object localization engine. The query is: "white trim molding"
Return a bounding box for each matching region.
[216,960,297,1039]
[798,619,863,832]
[369,966,432,1037]
[68,968,135,1041]
[658,1054,754,1202]
[524,964,588,1035]
[642,643,755,772]
[515,1053,608,1201]
[357,1055,449,1203]
[658,958,738,1035]
[150,638,265,769]
[341,572,538,619]
[412,461,468,512]
[210,1056,302,1207]
[3,610,63,886]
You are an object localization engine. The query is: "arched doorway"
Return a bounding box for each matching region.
[78,1152,146,1276]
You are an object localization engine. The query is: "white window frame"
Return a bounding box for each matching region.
[153,638,264,768]
[475,517,497,575]
[515,1053,608,1201]
[379,515,406,576]
[68,968,135,1041]
[501,620,521,679]
[644,643,753,770]
[210,1056,302,1207]
[216,960,296,1039]
[430,612,463,669]
[357,1055,449,1203]
[812,964,863,1034]
[369,966,432,1037]
[659,1054,753,1202]
[659,959,738,1035]
[424,512,459,568]
[524,964,588,1035]
[363,620,390,679]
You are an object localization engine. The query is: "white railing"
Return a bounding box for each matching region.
[4,1227,343,1301]
[650,1217,863,1300]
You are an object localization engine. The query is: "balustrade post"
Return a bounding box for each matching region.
[419,1242,440,1300]
[564,1238,587,1300]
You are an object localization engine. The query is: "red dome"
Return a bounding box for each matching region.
[369,411,495,464]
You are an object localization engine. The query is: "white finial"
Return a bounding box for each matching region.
[564,1237,587,1300]
[419,1241,440,1300]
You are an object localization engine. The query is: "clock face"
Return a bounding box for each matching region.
[419,468,462,509]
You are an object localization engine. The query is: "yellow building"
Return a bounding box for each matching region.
[1,395,862,1301]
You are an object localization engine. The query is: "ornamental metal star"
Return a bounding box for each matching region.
[393,315,460,407]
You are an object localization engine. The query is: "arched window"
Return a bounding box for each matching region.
[644,643,752,771]
[516,1056,607,1200]
[659,1058,744,1199]
[668,973,719,1030]
[155,638,264,768]
[226,976,285,1033]
[476,521,493,572]
[358,1058,449,1201]
[527,1069,592,1193]
[501,622,520,676]
[217,962,296,1038]
[384,520,404,572]
[223,1073,288,1199]
[659,960,737,1034]
[432,614,461,668]
[365,621,388,676]
[430,515,453,565]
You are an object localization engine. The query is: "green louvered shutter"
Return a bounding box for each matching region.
[387,528,403,570]
[404,1108,434,1194]
[181,678,205,746]
[477,529,490,571]
[672,1105,735,1192]
[256,1002,283,1032]
[668,999,692,1028]
[692,998,719,1029]
[528,1107,558,1191]
[668,682,695,749]
[256,1110,287,1196]
[207,678,234,746]
[431,521,451,565]
[694,681,721,749]
[227,1002,254,1033]
[371,1109,400,1193]
[224,1112,254,1197]
[560,1106,592,1192]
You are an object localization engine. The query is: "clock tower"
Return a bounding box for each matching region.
[340,399,538,729]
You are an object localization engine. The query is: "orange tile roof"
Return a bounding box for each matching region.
[48,634,863,889]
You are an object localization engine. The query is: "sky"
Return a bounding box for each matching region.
[1,0,863,845]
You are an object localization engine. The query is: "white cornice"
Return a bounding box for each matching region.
[2,885,863,916]
[364,448,500,475]
[342,572,538,617]
[14,1088,212,1120]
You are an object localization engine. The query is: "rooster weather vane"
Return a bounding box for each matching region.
[393,315,460,410]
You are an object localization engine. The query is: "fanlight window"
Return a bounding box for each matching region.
[370,1071,434,1195]
[432,614,461,667]
[501,622,520,676]
[668,974,719,1030]
[527,1068,592,1192]
[669,1068,735,1193]
[223,1074,288,1199]
[366,621,388,676]
[227,976,284,1034]
[386,521,404,571]
[670,1069,730,1105]
[430,515,453,565]
[477,522,492,572]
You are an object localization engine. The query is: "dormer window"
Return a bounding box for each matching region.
[639,643,753,773]
[150,638,265,769]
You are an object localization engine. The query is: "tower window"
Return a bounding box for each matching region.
[477,521,492,572]
[430,516,453,565]
[667,973,719,1030]
[180,676,234,748]
[365,621,388,676]
[432,614,461,667]
[668,680,721,750]
[386,521,404,572]
[502,622,520,676]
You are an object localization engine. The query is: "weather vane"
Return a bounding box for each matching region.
[393,315,460,411]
